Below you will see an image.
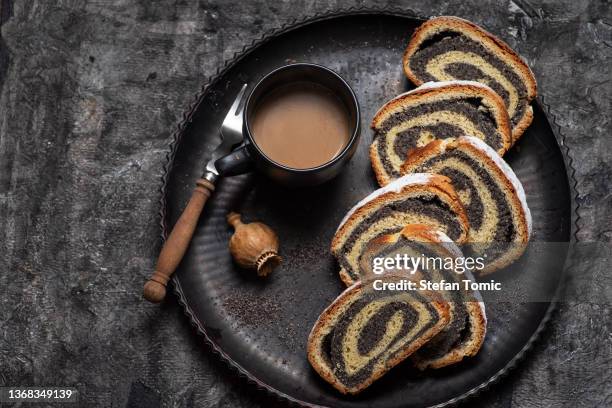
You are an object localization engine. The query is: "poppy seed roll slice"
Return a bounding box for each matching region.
[370,80,512,186]
[307,275,450,394]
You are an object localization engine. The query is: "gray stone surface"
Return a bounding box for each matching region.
[0,0,610,407]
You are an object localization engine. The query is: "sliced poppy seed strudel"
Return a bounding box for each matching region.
[401,136,532,274]
[331,173,469,286]
[403,16,537,141]
[360,224,486,370]
[370,80,512,186]
[307,274,450,394]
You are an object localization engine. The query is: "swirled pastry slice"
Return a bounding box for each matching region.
[307,275,450,394]
[331,173,469,286]
[370,80,512,186]
[401,136,532,273]
[403,16,537,141]
[360,225,486,370]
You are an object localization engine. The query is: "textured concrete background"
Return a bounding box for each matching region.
[0,0,610,407]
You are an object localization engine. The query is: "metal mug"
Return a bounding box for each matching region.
[215,63,361,186]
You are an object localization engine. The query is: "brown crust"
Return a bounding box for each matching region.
[402,16,537,142]
[331,174,470,282]
[400,139,450,174]
[306,280,451,394]
[389,224,460,253]
[363,224,445,251]
[401,137,530,273]
[463,301,487,357]
[338,268,355,287]
[399,223,445,242]
[369,141,390,187]
[511,104,533,142]
[369,81,512,187]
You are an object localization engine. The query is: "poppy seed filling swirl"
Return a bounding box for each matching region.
[320,291,440,388]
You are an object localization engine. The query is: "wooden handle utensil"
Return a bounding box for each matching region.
[143,178,214,303]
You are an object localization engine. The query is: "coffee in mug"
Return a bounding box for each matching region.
[250,82,351,169]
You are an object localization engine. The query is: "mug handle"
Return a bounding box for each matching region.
[215,144,254,176]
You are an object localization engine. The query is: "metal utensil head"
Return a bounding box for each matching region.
[205,83,248,177]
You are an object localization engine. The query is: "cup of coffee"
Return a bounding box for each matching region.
[215,63,360,186]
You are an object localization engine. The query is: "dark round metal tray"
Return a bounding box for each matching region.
[160,8,577,408]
